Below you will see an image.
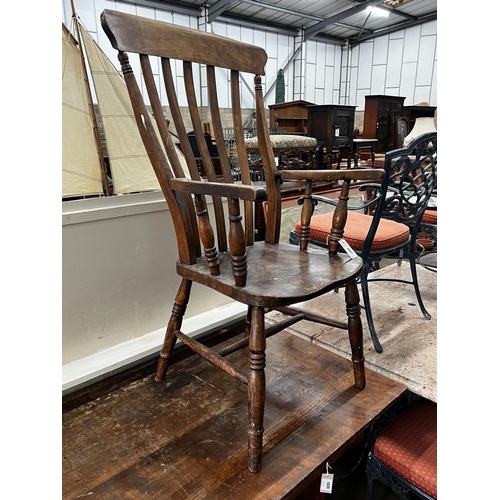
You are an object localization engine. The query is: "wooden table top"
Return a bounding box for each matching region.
[63,332,406,499]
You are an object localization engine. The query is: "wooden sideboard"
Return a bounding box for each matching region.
[268,100,315,134]
[363,95,405,153]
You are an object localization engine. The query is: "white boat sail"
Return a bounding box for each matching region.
[62,24,103,198]
[62,19,188,198]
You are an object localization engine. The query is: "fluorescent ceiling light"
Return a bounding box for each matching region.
[366,6,390,17]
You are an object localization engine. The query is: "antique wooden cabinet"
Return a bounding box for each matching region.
[268,100,314,134]
[363,95,405,153]
[306,104,356,153]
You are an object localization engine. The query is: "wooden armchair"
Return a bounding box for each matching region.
[101,9,385,473]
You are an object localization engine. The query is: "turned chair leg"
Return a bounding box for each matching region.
[155,278,192,381]
[345,280,366,390]
[247,306,266,472]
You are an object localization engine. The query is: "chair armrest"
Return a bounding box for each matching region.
[170,178,267,201]
[298,194,362,212]
[280,168,385,183]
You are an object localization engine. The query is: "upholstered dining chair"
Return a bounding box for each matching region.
[244,134,320,170]
[289,132,437,352]
[101,9,385,472]
[366,401,437,499]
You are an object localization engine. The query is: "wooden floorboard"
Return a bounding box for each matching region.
[62,331,406,500]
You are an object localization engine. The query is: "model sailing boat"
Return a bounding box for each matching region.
[62,11,187,199]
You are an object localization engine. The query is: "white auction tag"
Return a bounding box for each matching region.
[320,473,334,493]
[338,237,357,259]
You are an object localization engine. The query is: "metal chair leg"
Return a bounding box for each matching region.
[409,250,431,320]
[359,264,383,353]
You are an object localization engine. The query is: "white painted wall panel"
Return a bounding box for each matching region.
[385,87,400,96]
[136,5,155,20]
[413,86,431,105]
[241,75,255,109]
[266,31,278,59]
[358,42,374,89]
[416,35,436,86]
[211,21,226,36]
[277,34,292,66]
[403,26,421,63]
[253,28,267,50]
[62,195,236,366]
[356,88,371,110]
[227,24,241,42]
[215,67,230,108]
[421,19,437,36]
[305,63,316,102]
[430,60,437,105]
[350,44,359,67]
[333,47,343,92]
[348,66,358,105]
[155,8,174,23]
[75,0,99,31]
[240,26,254,44]
[172,12,191,28]
[389,29,404,40]
[315,88,325,104]
[370,65,386,96]
[325,65,335,103]
[316,43,326,90]
[400,61,417,104]
[306,40,317,64]
[326,44,335,68]
[373,35,389,65]
[386,38,404,88]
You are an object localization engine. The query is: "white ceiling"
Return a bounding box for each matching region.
[129,0,437,45]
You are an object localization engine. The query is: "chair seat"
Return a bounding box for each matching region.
[245,134,317,151]
[422,209,437,225]
[177,241,363,308]
[374,403,437,499]
[295,211,410,252]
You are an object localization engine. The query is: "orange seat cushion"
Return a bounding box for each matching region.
[374,403,437,499]
[295,211,409,251]
[422,209,437,225]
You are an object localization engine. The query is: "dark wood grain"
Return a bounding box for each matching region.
[63,332,406,499]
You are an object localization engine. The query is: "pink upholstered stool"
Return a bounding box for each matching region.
[366,402,437,499]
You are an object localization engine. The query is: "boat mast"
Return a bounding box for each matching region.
[70,0,110,196]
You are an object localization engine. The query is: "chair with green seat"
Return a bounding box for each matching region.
[289,132,437,352]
